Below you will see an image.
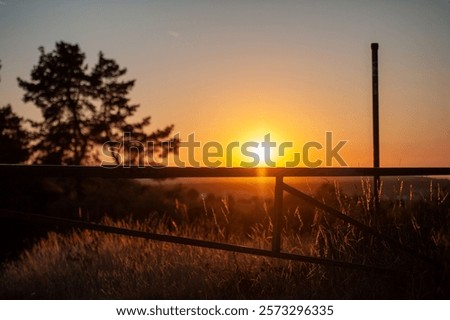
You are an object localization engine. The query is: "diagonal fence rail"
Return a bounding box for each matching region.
[1,164,449,274]
[0,208,396,274]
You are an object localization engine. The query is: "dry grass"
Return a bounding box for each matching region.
[0,178,448,299]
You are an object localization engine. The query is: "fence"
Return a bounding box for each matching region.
[1,164,449,274]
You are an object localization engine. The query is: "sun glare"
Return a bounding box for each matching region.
[234,128,293,168]
[241,140,274,167]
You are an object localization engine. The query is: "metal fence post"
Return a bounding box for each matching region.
[371,43,381,214]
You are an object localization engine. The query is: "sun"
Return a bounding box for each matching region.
[253,143,271,165]
[234,128,288,168]
[239,138,275,167]
[222,123,300,168]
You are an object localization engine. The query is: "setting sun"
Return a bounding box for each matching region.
[238,136,275,168]
[228,128,291,167]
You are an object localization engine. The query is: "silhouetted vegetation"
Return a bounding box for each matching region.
[1,43,180,261]
[0,105,29,164]
[17,41,175,165]
[0,62,29,163]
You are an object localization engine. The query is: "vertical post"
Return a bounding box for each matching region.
[371,43,380,212]
[272,176,283,253]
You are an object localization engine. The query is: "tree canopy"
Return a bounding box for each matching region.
[18,41,175,165]
[0,105,30,164]
[0,61,30,164]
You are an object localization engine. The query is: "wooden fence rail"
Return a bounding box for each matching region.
[0,164,449,178]
[0,208,396,274]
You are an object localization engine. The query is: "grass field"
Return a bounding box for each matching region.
[0,178,449,299]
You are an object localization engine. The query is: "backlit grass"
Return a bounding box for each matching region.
[0,178,448,299]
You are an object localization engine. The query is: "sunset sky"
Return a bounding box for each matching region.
[0,0,448,167]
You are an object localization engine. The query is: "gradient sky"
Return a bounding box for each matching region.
[0,0,449,167]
